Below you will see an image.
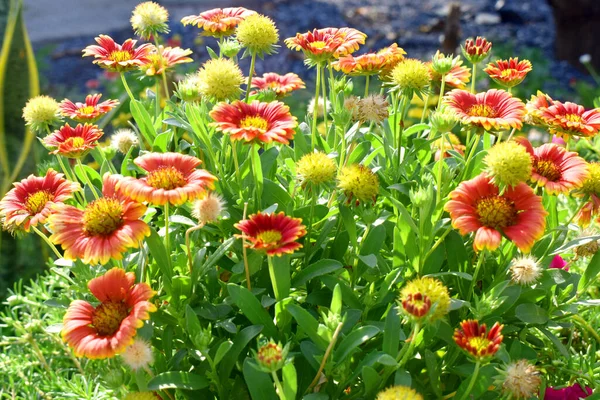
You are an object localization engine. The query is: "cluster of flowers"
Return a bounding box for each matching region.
[3,1,600,399]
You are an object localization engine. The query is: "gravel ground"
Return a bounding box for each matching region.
[27,0,591,97]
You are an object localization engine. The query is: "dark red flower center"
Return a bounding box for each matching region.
[534,159,561,181]
[402,292,431,318]
[92,300,129,336]
[146,166,186,190]
[25,190,54,215]
[475,196,517,230]
[83,197,124,236]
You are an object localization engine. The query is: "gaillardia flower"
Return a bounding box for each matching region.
[139,45,193,76]
[296,151,337,187]
[390,59,431,96]
[540,100,600,138]
[43,123,104,158]
[82,35,153,72]
[130,1,169,39]
[337,164,379,205]
[454,320,503,359]
[235,212,307,256]
[210,100,297,145]
[575,162,600,227]
[484,141,532,188]
[462,36,492,64]
[0,169,79,232]
[484,58,532,88]
[251,72,305,97]
[285,27,366,64]
[332,44,406,76]
[49,174,150,265]
[427,60,471,90]
[515,137,588,195]
[400,276,450,321]
[444,89,525,131]
[497,359,541,399]
[181,7,256,37]
[62,268,156,359]
[255,340,289,373]
[377,386,423,400]
[22,95,62,132]
[433,132,465,160]
[445,173,547,252]
[120,152,217,206]
[197,58,245,102]
[525,90,555,126]
[235,14,279,56]
[60,94,119,122]
[509,255,542,285]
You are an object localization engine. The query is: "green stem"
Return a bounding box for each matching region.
[459,133,481,181]
[153,36,170,99]
[467,251,485,302]
[155,80,161,122]
[267,256,288,301]
[304,185,318,265]
[311,65,322,149]
[328,62,336,109]
[420,93,430,123]
[76,158,99,200]
[364,74,370,98]
[396,95,409,168]
[244,52,257,102]
[250,143,260,209]
[435,131,447,204]
[164,203,172,270]
[271,371,285,400]
[397,322,421,367]
[459,361,481,400]
[321,64,329,137]
[231,141,244,200]
[470,64,477,93]
[506,127,516,142]
[32,226,62,259]
[120,73,135,102]
[437,74,446,109]
[55,155,84,204]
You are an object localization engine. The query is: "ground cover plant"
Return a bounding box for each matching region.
[3,2,600,399]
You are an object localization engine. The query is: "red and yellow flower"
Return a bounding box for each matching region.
[444,89,525,131]
[139,45,193,76]
[180,7,256,37]
[515,137,588,195]
[445,173,547,252]
[251,72,305,97]
[332,44,406,76]
[235,212,307,256]
[0,169,80,232]
[60,94,119,122]
[575,162,600,227]
[48,174,150,265]
[462,36,492,64]
[210,100,298,145]
[427,61,471,90]
[483,58,532,87]
[62,267,156,359]
[285,27,366,64]
[540,101,600,138]
[454,320,503,359]
[82,35,153,72]
[43,123,104,158]
[525,91,555,125]
[120,152,217,206]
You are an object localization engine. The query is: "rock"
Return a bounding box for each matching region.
[475,12,501,25]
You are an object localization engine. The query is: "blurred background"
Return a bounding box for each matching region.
[1,0,599,298]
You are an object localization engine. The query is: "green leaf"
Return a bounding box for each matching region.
[403,123,429,137]
[146,228,172,287]
[152,131,172,152]
[282,363,297,400]
[334,326,380,365]
[383,306,401,356]
[130,99,157,144]
[287,304,329,351]
[330,284,342,315]
[515,303,549,325]
[553,235,600,255]
[362,366,382,397]
[147,371,209,391]
[214,341,233,365]
[185,305,202,347]
[578,251,600,292]
[194,237,236,281]
[252,145,263,203]
[292,259,343,287]
[538,327,570,359]
[243,358,278,400]
[347,141,371,165]
[262,179,292,208]
[339,205,357,247]
[73,163,101,188]
[218,324,263,379]
[227,284,277,338]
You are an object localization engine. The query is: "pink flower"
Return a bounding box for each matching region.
[544,385,592,400]
[549,255,569,271]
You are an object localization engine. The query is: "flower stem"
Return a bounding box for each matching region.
[76,158,99,200]
[271,371,286,400]
[153,36,170,99]
[437,73,446,109]
[436,132,447,204]
[321,64,329,137]
[459,361,481,400]
[267,255,288,301]
[304,185,318,266]
[364,74,370,98]
[328,62,336,109]
[242,202,252,290]
[467,251,486,302]
[306,321,344,393]
[186,224,204,274]
[250,143,261,209]
[244,52,257,102]
[231,140,244,200]
[459,133,481,181]
[420,93,430,123]
[470,64,477,93]
[311,65,322,149]
[32,226,62,259]
[120,73,136,102]
[164,202,172,270]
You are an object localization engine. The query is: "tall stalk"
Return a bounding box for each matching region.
[311,65,322,149]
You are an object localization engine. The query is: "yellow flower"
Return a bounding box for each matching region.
[198,58,245,102]
[296,152,337,187]
[236,14,279,56]
[484,141,532,189]
[22,95,62,133]
[399,276,450,321]
[130,1,169,39]
[337,164,379,205]
[390,59,431,95]
[581,162,600,195]
[377,386,423,400]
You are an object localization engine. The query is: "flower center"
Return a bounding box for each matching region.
[146,166,186,190]
[467,336,492,354]
[240,116,269,130]
[79,106,97,115]
[268,81,281,89]
[109,50,133,63]
[65,137,86,148]
[92,301,129,336]
[475,196,517,230]
[210,12,226,22]
[500,69,517,78]
[564,113,582,123]
[310,41,327,50]
[534,159,561,181]
[402,292,431,318]
[467,104,497,118]
[257,342,283,367]
[25,190,54,214]
[257,229,282,245]
[83,197,124,236]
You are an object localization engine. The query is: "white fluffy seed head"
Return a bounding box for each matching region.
[191,192,226,225]
[111,129,139,154]
[509,255,542,286]
[121,338,153,371]
[501,359,541,399]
